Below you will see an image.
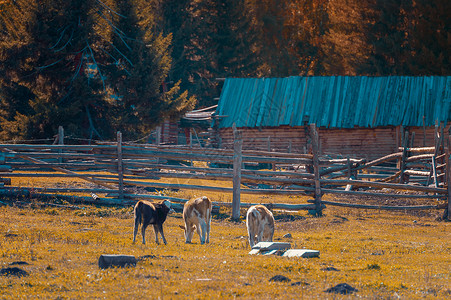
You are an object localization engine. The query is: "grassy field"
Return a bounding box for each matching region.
[0,175,450,299]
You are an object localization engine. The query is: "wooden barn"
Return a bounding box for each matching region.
[211,76,451,160]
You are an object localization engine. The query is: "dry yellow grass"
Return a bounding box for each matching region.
[0,175,450,299]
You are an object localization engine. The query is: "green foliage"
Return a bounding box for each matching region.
[0,0,448,142]
[0,0,195,141]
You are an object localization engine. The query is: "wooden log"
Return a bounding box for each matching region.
[432,156,439,188]
[8,162,101,168]
[0,189,122,205]
[0,152,110,160]
[355,152,402,171]
[310,124,323,216]
[117,132,124,200]
[0,144,98,151]
[144,171,315,186]
[398,147,435,153]
[319,188,445,199]
[446,146,450,221]
[0,177,11,185]
[98,255,137,269]
[426,137,441,186]
[320,179,446,194]
[112,179,314,195]
[0,147,117,190]
[3,173,120,179]
[406,154,434,162]
[320,200,440,210]
[404,170,430,176]
[100,148,314,165]
[399,132,409,183]
[58,126,64,164]
[0,165,12,172]
[2,186,116,194]
[102,144,314,160]
[232,125,242,220]
[125,162,315,179]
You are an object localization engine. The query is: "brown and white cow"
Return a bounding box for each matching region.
[246,205,275,248]
[179,196,212,244]
[133,200,174,245]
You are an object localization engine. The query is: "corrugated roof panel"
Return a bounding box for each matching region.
[216,76,451,129]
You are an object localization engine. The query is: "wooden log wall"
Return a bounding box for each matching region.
[218,126,308,153]
[219,124,451,161]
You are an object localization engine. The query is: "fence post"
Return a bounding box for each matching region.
[310,123,322,216]
[232,123,242,221]
[117,131,124,202]
[446,143,450,221]
[399,131,409,183]
[58,126,64,164]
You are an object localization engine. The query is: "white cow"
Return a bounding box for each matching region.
[179,196,212,244]
[246,205,275,248]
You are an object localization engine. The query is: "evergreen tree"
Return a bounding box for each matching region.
[102,0,195,140]
[360,0,413,75]
[0,0,106,140]
[0,0,195,141]
[161,0,260,107]
[405,0,450,75]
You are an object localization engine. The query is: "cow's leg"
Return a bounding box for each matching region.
[141,223,148,244]
[133,217,140,244]
[158,224,167,245]
[153,224,160,244]
[195,222,203,244]
[186,225,195,243]
[268,227,274,242]
[249,233,255,248]
[257,224,265,244]
[206,209,211,243]
[199,219,207,244]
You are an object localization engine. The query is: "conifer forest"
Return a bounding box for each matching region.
[0,0,449,140]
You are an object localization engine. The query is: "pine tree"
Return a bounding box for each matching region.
[359,0,413,75]
[0,0,117,140]
[101,0,195,140]
[405,0,450,75]
[0,0,195,141]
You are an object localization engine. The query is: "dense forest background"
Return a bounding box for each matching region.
[0,0,449,141]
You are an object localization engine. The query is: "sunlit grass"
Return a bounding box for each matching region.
[1,201,450,299]
[1,173,450,299]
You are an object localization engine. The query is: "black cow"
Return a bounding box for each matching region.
[133,200,174,245]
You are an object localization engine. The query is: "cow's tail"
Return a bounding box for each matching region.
[134,201,143,226]
[133,201,144,243]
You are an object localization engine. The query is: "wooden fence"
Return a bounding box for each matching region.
[0,124,449,220]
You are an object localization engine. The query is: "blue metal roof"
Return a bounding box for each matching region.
[215,76,451,128]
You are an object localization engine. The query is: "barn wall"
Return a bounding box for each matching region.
[218,126,308,153]
[318,127,397,159]
[218,123,450,160]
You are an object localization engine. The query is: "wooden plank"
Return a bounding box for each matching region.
[58,126,64,164]
[399,131,409,183]
[321,200,440,210]
[446,146,450,221]
[310,124,322,216]
[117,132,124,200]
[0,147,117,190]
[321,178,446,194]
[232,125,243,220]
